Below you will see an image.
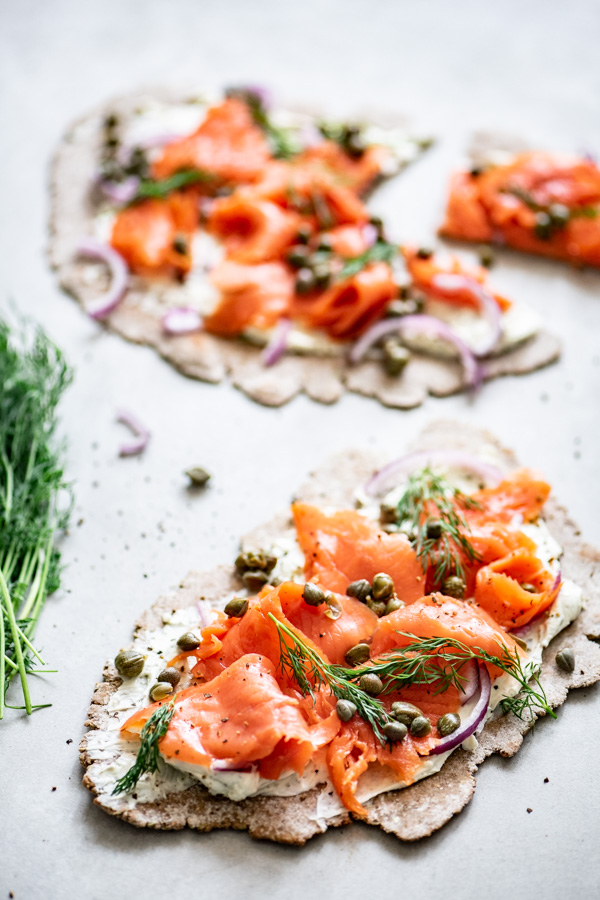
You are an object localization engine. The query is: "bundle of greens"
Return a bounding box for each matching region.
[0,317,72,719]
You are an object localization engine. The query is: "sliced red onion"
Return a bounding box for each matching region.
[211,760,258,773]
[430,273,501,357]
[116,409,150,457]
[349,314,481,390]
[99,175,140,205]
[430,664,491,755]
[261,318,292,367]
[364,449,504,497]
[362,223,379,248]
[197,600,212,629]
[76,238,129,320]
[552,569,562,593]
[162,307,204,336]
[458,659,480,705]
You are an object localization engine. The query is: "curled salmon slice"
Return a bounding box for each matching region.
[207,194,302,263]
[475,549,560,629]
[204,260,294,335]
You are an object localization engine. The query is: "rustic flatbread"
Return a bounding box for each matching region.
[80,421,600,843]
[49,93,560,409]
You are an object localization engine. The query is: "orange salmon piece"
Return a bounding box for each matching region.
[292,503,425,602]
[470,469,551,524]
[404,245,510,311]
[204,260,294,335]
[327,224,371,257]
[152,98,271,184]
[475,549,559,629]
[298,140,393,195]
[208,194,302,263]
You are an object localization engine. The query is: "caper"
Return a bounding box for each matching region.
[469,165,484,178]
[296,225,312,244]
[295,267,316,294]
[242,570,270,592]
[379,502,397,525]
[235,550,277,574]
[303,582,326,606]
[149,681,174,702]
[520,582,537,594]
[390,701,423,726]
[426,518,443,540]
[114,650,145,678]
[177,631,200,651]
[224,596,249,618]
[416,247,433,260]
[437,712,461,736]
[534,211,553,241]
[371,572,395,601]
[157,667,181,687]
[287,245,312,268]
[173,234,189,256]
[186,466,211,487]
[104,113,119,130]
[369,215,385,239]
[344,643,371,666]
[478,245,495,268]
[346,579,371,603]
[312,262,332,289]
[382,341,410,377]
[382,721,407,743]
[336,699,358,722]
[104,136,119,150]
[316,234,334,252]
[556,647,575,673]
[442,575,466,599]
[323,594,343,619]
[345,133,365,159]
[410,715,432,738]
[384,596,404,615]
[367,597,387,617]
[359,673,384,696]
[548,203,570,228]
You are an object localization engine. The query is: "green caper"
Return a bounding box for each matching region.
[410,715,432,738]
[344,643,371,666]
[323,593,343,619]
[172,234,189,256]
[371,572,395,601]
[426,518,443,540]
[478,245,495,268]
[346,579,372,603]
[235,550,277,574]
[382,721,408,743]
[157,667,181,687]
[369,215,384,239]
[366,597,387,617]
[186,466,211,487]
[296,225,312,244]
[312,262,332,289]
[359,673,384,695]
[345,133,365,159]
[316,234,334,252]
[336,699,357,722]
[104,113,119,130]
[295,267,316,294]
[114,650,145,678]
[224,596,249,618]
[469,165,484,178]
[416,247,433,260]
[556,647,575,673]
[437,712,461,736]
[548,203,570,228]
[534,211,553,240]
[242,570,270,592]
[520,582,537,594]
[287,245,312,268]
[379,502,397,525]
[177,631,200,651]
[303,582,326,606]
[149,681,174,702]
[391,701,423,726]
[384,596,404,615]
[442,575,466,599]
[382,341,410,377]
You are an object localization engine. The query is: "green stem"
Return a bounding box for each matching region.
[0,569,31,714]
[0,596,5,719]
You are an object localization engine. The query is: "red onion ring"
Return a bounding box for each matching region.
[364,449,504,497]
[430,663,491,755]
[349,314,481,390]
[162,307,204,336]
[99,175,140,205]
[362,223,379,248]
[116,409,150,457]
[197,600,212,629]
[458,659,480,705]
[430,272,501,357]
[261,318,292,367]
[76,238,129,320]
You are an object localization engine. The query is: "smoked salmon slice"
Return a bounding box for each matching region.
[475,549,560,629]
[207,194,302,263]
[403,245,510,312]
[204,260,294,335]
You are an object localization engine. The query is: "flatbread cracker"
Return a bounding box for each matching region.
[80,421,600,843]
[49,94,560,408]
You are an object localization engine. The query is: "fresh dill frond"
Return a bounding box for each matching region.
[338,240,398,280]
[395,467,482,587]
[134,169,214,201]
[112,699,176,795]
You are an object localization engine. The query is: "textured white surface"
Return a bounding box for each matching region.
[1,1,600,898]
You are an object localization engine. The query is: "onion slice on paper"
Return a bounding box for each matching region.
[430,272,502,357]
[76,238,129,320]
[349,314,481,390]
[116,409,150,457]
[364,449,504,497]
[162,307,204,336]
[261,318,292,367]
[430,664,491,756]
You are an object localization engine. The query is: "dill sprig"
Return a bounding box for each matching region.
[112,698,176,795]
[134,169,214,202]
[395,467,482,587]
[0,316,72,719]
[338,239,398,280]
